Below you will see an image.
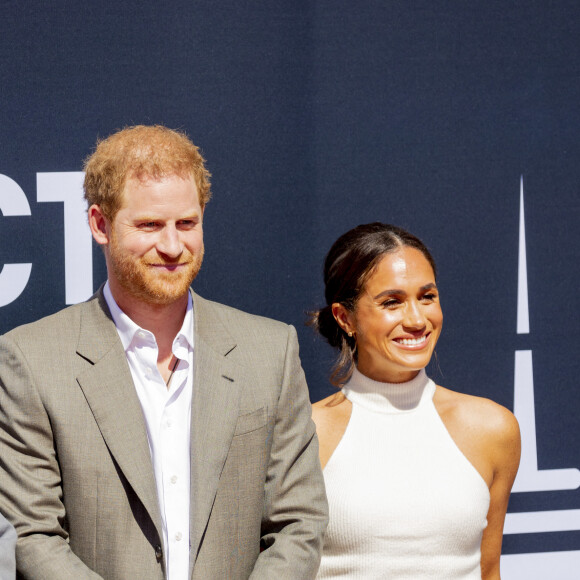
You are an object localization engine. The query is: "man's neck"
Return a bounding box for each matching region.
[109,284,189,359]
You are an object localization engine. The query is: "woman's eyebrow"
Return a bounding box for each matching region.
[373,282,437,300]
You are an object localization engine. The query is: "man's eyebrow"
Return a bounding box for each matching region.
[133,211,201,221]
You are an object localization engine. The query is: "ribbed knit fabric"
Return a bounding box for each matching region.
[316,368,490,579]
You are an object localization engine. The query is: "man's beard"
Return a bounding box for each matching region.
[107,238,204,306]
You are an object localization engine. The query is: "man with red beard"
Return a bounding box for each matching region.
[0,126,328,580]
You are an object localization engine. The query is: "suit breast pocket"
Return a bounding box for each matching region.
[233,406,267,436]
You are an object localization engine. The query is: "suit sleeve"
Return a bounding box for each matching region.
[0,335,103,579]
[0,511,16,580]
[250,325,328,580]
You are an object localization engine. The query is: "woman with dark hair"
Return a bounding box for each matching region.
[312,223,520,580]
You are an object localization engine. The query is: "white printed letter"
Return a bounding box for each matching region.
[0,174,33,307]
[37,172,93,304]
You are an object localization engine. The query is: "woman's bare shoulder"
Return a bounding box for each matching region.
[312,391,351,424]
[435,385,520,444]
[312,390,353,469]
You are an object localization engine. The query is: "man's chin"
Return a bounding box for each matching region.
[138,276,197,306]
[109,255,202,307]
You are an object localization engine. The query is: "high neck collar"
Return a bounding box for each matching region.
[343,367,434,414]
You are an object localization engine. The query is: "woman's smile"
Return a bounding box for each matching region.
[392,332,430,349]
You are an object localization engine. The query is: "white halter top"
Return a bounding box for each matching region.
[316,368,490,579]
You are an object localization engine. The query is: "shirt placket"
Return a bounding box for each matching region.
[159,361,190,579]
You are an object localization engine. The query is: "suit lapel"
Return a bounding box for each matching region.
[189,293,244,563]
[75,292,163,540]
[72,291,245,565]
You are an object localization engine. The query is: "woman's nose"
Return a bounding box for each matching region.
[403,301,426,329]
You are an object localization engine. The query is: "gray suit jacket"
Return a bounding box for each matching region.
[0,512,16,580]
[0,290,327,579]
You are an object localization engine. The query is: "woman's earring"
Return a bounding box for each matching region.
[348,331,353,337]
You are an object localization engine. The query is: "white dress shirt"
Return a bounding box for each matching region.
[104,282,193,580]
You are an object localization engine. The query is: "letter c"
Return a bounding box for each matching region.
[0,174,33,307]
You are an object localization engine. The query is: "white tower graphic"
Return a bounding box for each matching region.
[500,177,580,579]
[511,177,580,493]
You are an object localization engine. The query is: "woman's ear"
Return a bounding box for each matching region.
[332,303,355,336]
[88,205,110,246]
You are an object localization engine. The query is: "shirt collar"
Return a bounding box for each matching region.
[103,281,194,353]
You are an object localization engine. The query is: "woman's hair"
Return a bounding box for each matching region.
[311,222,437,386]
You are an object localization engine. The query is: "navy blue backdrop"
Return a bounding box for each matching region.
[1,2,578,576]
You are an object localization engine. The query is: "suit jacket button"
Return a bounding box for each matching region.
[155,545,163,561]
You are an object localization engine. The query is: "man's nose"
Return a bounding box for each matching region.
[157,225,183,258]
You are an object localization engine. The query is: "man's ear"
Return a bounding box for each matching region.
[88,205,110,246]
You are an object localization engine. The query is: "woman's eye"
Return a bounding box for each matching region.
[382,299,399,308]
[421,293,437,302]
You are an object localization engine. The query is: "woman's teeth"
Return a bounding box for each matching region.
[397,335,427,346]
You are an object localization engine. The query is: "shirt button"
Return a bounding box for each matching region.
[175,532,182,541]
[171,475,177,484]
